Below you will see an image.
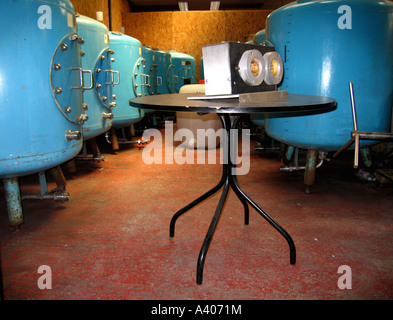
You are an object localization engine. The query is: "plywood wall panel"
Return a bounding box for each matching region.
[72,0,110,28]
[121,9,272,82]
[124,12,174,50]
[224,10,269,42]
[110,0,131,32]
[71,3,270,82]
[71,0,129,31]
[171,11,225,80]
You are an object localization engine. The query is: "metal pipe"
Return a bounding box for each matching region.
[75,154,105,162]
[280,154,325,172]
[349,82,360,168]
[104,131,148,145]
[349,82,358,131]
[353,131,393,140]
[22,192,70,202]
[105,131,112,144]
[304,149,319,193]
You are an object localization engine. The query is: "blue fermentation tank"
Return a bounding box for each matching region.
[108,32,144,129]
[154,49,173,95]
[0,0,85,226]
[264,0,393,154]
[169,51,196,93]
[76,14,115,141]
[142,46,157,96]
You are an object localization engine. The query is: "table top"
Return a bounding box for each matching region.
[129,92,337,114]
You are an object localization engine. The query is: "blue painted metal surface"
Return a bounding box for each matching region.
[76,14,115,141]
[142,46,157,96]
[109,32,144,129]
[253,29,266,45]
[264,0,393,152]
[169,51,196,93]
[141,46,157,115]
[154,49,173,95]
[0,0,84,179]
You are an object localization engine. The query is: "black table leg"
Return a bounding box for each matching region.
[169,164,227,238]
[170,114,296,285]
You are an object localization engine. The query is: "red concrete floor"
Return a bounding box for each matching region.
[1,123,393,301]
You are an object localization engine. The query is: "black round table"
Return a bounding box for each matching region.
[130,92,336,285]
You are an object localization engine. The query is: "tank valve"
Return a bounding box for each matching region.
[102,112,113,120]
[65,130,81,141]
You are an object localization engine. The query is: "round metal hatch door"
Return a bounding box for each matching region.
[50,33,86,125]
[95,47,118,109]
[133,57,147,97]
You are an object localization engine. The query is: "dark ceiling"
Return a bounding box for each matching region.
[127,0,290,12]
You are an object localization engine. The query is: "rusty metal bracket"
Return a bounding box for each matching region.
[333,82,393,168]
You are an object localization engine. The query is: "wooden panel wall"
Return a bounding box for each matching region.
[71,0,109,26]
[71,0,129,32]
[123,10,272,82]
[69,2,271,82]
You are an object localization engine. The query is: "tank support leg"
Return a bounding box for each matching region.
[75,139,105,162]
[111,127,119,151]
[90,138,100,156]
[360,147,372,168]
[304,149,318,193]
[21,169,70,203]
[50,166,67,188]
[151,112,157,127]
[3,178,23,228]
[130,124,135,137]
[66,159,77,174]
[284,145,295,164]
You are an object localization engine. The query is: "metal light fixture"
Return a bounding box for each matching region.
[178,2,189,11]
[210,1,220,10]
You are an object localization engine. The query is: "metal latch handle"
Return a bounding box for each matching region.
[143,74,150,86]
[156,76,162,87]
[71,68,93,90]
[105,70,120,86]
